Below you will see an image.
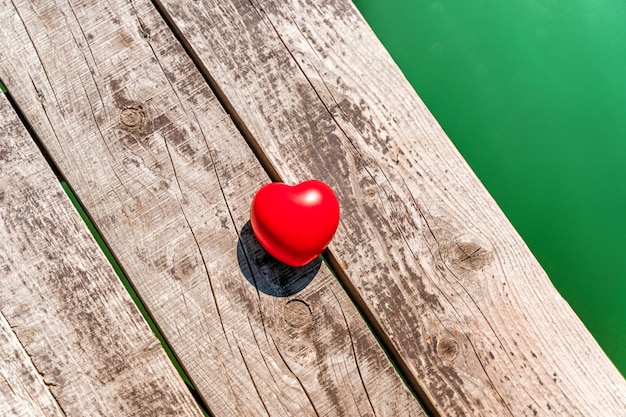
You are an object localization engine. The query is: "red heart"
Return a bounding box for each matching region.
[250,180,340,267]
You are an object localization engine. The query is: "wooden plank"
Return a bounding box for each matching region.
[0,1,425,416]
[152,0,626,415]
[0,313,65,417]
[0,94,203,416]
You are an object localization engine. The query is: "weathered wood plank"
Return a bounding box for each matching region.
[153,0,626,415]
[0,1,425,416]
[0,313,65,417]
[0,93,202,416]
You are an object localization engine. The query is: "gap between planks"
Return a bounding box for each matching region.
[61,181,214,417]
[145,0,626,416]
[149,0,435,414]
[0,86,204,417]
[1,82,213,417]
[0,1,426,415]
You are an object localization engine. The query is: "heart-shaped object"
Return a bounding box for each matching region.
[250,180,340,267]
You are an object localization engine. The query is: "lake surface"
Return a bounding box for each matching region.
[353,0,626,374]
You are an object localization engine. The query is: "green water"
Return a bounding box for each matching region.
[353,0,626,374]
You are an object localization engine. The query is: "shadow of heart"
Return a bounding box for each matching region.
[237,221,321,297]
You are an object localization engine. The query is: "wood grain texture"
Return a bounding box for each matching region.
[0,313,65,417]
[154,0,626,415]
[0,1,424,416]
[0,94,203,416]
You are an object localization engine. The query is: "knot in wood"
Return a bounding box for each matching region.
[444,235,492,272]
[436,336,459,361]
[284,299,312,328]
[364,188,376,197]
[120,106,145,129]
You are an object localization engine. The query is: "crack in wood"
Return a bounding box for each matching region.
[0,84,210,417]
[148,0,432,415]
[330,288,377,417]
[0,309,67,417]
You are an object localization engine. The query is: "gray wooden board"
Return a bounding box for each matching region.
[0,312,65,417]
[153,0,626,416]
[0,1,425,416]
[0,93,203,416]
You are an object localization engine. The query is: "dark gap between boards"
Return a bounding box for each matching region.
[146,3,434,415]
[1,80,212,417]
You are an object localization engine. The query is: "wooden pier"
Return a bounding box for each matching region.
[1,0,624,415]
